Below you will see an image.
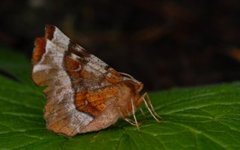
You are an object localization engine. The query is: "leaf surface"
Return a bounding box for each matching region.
[0,48,239,150]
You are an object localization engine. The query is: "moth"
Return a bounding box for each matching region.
[32,25,160,136]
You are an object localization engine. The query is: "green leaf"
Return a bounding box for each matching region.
[0,47,240,150]
[0,47,33,85]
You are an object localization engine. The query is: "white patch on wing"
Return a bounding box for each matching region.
[106,72,112,78]
[33,64,52,73]
[70,53,81,60]
[86,55,108,74]
[51,27,70,52]
[84,65,102,77]
[32,38,93,134]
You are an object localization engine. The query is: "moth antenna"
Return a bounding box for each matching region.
[131,98,140,129]
[142,93,160,122]
[120,72,140,83]
[145,93,161,120]
[120,72,134,79]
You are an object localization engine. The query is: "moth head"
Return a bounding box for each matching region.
[118,77,161,124]
[116,77,144,118]
[120,72,144,93]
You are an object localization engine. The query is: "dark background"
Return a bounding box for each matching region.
[0,0,240,91]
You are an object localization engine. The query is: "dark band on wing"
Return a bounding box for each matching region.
[32,37,46,65]
[32,25,55,65]
[45,25,55,40]
[68,42,90,58]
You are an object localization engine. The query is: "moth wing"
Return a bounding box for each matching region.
[32,25,125,136]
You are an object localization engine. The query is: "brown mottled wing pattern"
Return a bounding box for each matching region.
[32,25,123,136]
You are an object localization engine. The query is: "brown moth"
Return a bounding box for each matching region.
[32,25,160,137]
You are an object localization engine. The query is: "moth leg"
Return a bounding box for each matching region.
[134,97,146,117]
[139,108,146,117]
[131,98,140,129]
[117,106,140,127]
[140,92,161,122]
[124,118,141,128]
[145,93,161,120]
